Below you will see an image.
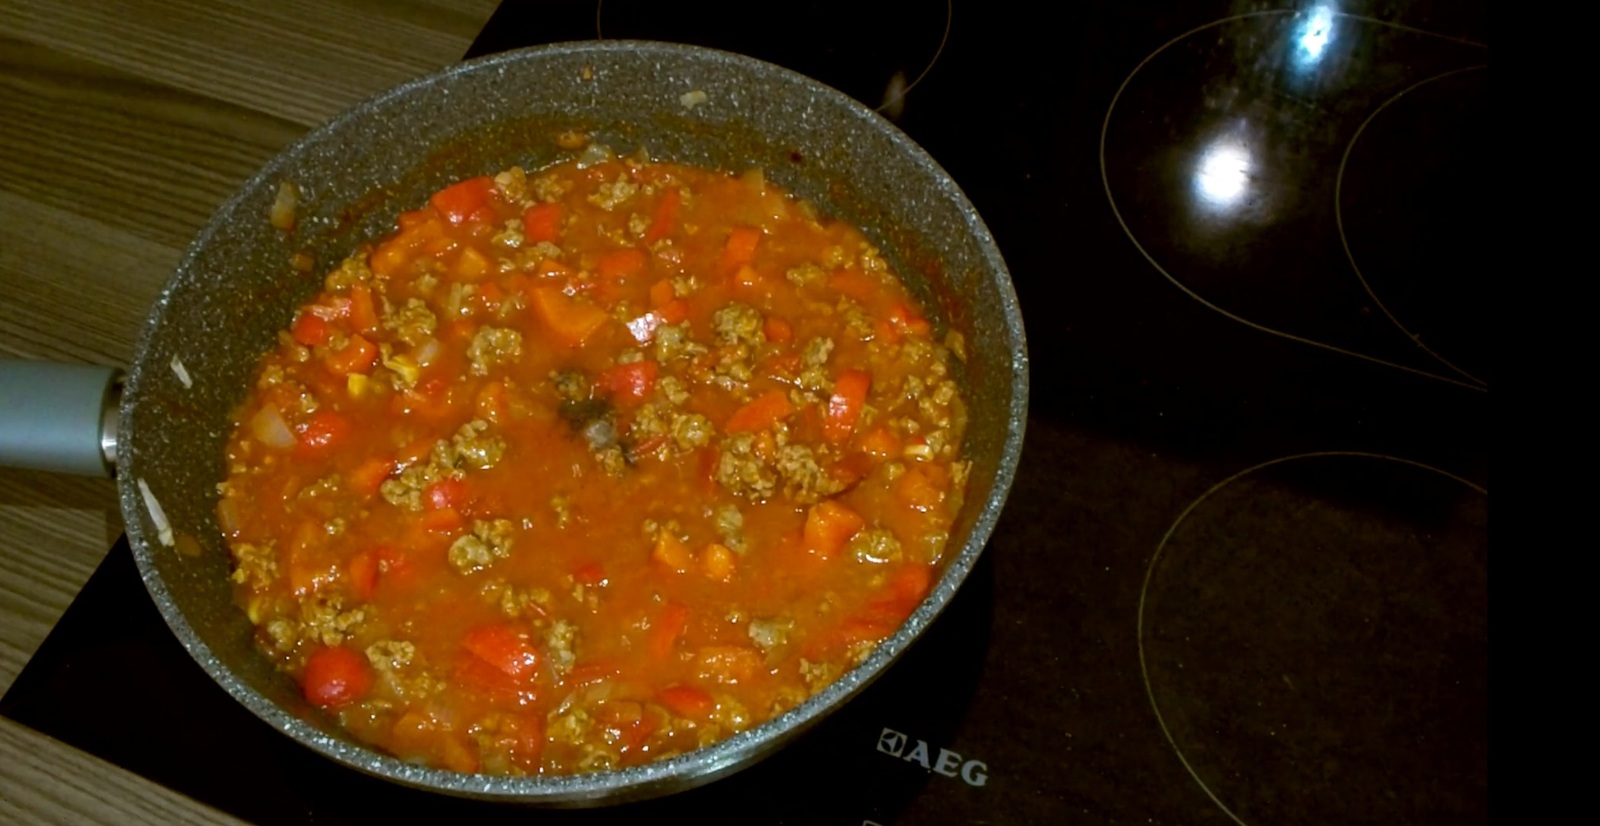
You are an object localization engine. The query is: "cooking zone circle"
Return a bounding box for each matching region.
[1336,66,1489,387]
[1137,452,1488,825]
[1099,9,1489,390]
[596,0,952,117]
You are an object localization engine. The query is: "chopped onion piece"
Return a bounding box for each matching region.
[413,337,442,367]
[169,355,193,389]
[270,181,298,231]
[575,143,615,169]
[216,498,242,536]
[680,90,708,109]
[250,404,297,449]
[138,478,175,547]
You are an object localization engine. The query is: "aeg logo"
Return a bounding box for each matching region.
[874,727,988,787]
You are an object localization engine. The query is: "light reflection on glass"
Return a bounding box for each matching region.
[1297,5,1337,62]
[1194,134,1254,210]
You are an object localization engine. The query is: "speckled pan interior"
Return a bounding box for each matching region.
[119,41,1027,805]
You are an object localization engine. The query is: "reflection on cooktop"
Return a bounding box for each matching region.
[596,0,951,116]
[1139,452,1488,824]
[1100,9,1489,389]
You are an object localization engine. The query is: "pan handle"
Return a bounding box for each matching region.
[0,360,122,477]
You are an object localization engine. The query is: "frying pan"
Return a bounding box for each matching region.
[0,41,1027,805]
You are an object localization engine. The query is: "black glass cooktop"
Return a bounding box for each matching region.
[2,2,1489,823]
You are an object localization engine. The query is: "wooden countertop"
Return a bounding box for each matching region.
[0,1,499,821]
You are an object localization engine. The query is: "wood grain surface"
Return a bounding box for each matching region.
[0,1,499,820]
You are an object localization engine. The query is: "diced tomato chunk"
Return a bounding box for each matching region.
[303,646,371,708]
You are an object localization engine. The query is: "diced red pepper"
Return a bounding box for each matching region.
[462,623,541,682]
[648,603,690,659]
[291,312,331,347]
[823,369,871,442]
[724,389,795,433]
[302,646,371,709]
[296,410,351,454]
[430,176,496,225]
[323,334,378,376]
[522,202,563,244]
[643,188,680,244]
[657,684,715,718]
[424,478,468,511]
[595,360,659,402]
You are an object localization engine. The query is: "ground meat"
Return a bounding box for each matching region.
[714,433,777,500]
[711,303,765,348]
[713,504,747,553]
[799,657,840,694]
[551,370,590,402]
[858,243,890,274]
[671,413,714,450]
[365,640,439,701]
[467,327,522,376]
[497,584,552,618]
[846,529,903,564]
[654,322,706,363]
[324,254,373,290]
[532,172,572,203]
[383,298,437,346]
[229,542,278,589]
[656,375,690,405]
[838,298,873,340]
[801,337,834,367]
[545,619,578,677]
[448,518,516,574]
[775,443,842,503]
[493,166,529,203]
[785,262,827,287]
[587,175,638,211]
[443,420,506,470]
[747,617,793,654]
[708,345,755,394]
[298,593,366,649]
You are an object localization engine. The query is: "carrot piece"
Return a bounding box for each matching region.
[302,646,371,708]
[475,380,508,424]
[349,456,394,496]
[522,202,563,244]
[648,603,690,658]
[724,389,795,433]
[643,188,680,244]
[430,176,496,225]
[695,645,762,685]
[597,248,647,281]
[823,369,871,442]
[701,543,736,582]
[763,316,793,344]
[323,334,378,376]
[648,279,677,309]
[719,226,762,272]
[347,550,379,600]
[421,507,464,533]
[887,302,932,338]
[595,360,659,402]
[658,684,715,718]
[348,285,380,334]
[653,531,693,573]
[573,562,606,586]
[462,623,541,681]
[892,465,947,513]
[529,287,610,347]
[827,270,879,303]
[657,299,690,325]
[291,312,331,347]
[855,427,901,459]
[803,499,865,559]
[369,241,413,279]
[455,246,491,281]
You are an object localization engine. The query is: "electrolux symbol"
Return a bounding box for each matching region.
[875,727,988,786]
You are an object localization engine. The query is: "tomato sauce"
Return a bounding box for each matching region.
[220,150,970,775]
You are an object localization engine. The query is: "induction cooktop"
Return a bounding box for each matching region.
[2,2,1489,823]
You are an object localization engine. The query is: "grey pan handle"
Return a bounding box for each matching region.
[0,360,122,477]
